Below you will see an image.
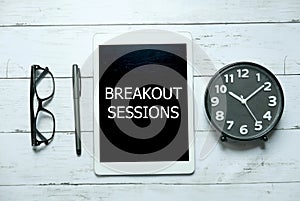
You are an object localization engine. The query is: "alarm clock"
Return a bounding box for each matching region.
[204,62,284,141]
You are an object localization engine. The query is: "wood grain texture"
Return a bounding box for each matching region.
[0,75,299,133]
[1,0,300,26]
[0,24,300,78]
[1,1,300,200]
[0,130,299,185]
[1,183,300,201]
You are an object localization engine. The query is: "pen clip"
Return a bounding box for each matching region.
[77,68,81,97]
[72,64,81,98]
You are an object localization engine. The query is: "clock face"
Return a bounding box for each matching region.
[204,62,284,141]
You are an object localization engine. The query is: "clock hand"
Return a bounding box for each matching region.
[229,92,258,122]
[228,91,243,103]
[244,84,265,102]
[244,101,258,122]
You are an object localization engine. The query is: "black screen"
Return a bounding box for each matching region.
[98,44,189,162]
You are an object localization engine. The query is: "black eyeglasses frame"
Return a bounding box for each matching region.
[30,65,56,146]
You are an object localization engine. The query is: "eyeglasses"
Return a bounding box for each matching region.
[30,65,56,146]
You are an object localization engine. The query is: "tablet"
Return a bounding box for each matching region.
[93,30,194,175]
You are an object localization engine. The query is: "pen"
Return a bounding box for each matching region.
[72,64,81,156]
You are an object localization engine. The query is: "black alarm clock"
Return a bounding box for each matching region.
[204,62,284,141]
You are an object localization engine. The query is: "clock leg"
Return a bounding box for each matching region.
[220,135,227,142]
[262,136,268,141]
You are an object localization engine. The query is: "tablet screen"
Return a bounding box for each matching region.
[98,44,189,163]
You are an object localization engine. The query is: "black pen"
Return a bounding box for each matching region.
[72,64,81,156]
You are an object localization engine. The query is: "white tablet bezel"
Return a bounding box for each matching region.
[93,30,194,175]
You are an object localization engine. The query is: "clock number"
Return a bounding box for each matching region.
[240,125,249,135]
[215,85,227,94]
[226,120,234,130]
[263,111,272,121]
[255,121,263,131]
[216,111,224,121]
[256,73,261,82]
[224,74,234,83]
[268,96,277,107]
[211,97,219,107]
[237,69,249,78]
[264,82,272,91]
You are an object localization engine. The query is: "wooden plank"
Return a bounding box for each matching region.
[0,24,300,78]
[0,75,299,133]
[1,183,300,201]
[1,0,300,25]
[0,78,75,133]
[0,130,299,185]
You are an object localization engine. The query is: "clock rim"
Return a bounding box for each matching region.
[204,61,285,141]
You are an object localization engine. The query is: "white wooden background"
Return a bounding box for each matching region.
[1,1,300,200]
